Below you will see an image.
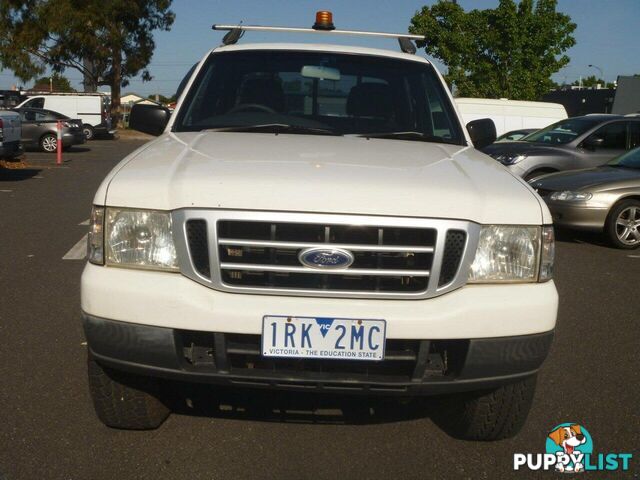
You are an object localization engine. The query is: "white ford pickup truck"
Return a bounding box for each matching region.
[81,14,558,440]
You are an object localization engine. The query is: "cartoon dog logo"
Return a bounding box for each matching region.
[548,424,587,472]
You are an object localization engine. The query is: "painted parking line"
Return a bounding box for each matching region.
[628,254,640,259]
[63,234,87,260]
[78,219,90,226]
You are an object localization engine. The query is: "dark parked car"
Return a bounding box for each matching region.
[494,128,538,143]
[530,146,640,249]
[14,107,85,152]
[483,115,640,180]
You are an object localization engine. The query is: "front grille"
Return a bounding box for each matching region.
[186,219,210,278]
[438,230,466,286]
[217,220,436,294]
[174,210,478,299]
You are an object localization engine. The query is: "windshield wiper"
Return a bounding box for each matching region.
[353,131,459,145]
[203,124,341,136]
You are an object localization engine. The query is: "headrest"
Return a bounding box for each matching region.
[346,83,394,119]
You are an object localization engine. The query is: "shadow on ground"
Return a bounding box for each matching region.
[0,167,42,181]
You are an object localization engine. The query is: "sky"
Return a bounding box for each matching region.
[1,0,639,97]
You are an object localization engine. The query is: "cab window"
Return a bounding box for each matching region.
[24,97,45,109]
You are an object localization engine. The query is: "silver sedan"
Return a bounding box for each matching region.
[530,147,640,249]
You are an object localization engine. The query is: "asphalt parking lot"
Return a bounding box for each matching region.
[0,138,638,480]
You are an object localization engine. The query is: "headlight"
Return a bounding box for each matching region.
[468,225,554,283]
[492,153,528,165]
[104,208,178,271]
[549,191,592,202]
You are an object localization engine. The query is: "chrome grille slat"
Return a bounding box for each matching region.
[174,210,480,300]
[218,238,435,253]
[220,263,431,276]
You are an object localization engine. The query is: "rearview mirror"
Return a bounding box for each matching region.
[129,104,171,136]
[466,118,497,150]
[301,65,341,81]
[583,136,604,150]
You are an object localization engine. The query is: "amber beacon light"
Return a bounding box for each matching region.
[313,11,335,30]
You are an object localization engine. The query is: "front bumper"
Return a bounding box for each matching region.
[84,314,554,395]
[546,202,608,230]
[81,263,558,339]
[0,140,22,158]
[62,132,86,146]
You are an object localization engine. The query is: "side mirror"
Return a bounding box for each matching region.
[582,136,604,150]
[466,118,497,150]
[129,104,171,136]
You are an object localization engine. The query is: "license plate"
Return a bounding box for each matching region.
[262,316,386,361]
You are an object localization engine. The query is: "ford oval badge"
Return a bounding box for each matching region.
[298,248,354,269]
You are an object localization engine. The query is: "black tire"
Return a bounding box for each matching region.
[605,199,640,249]
[40,133,58,153]
[82,124,95,140]
[87,356,170,430]
[431,375,537,441]
[524,169,555,182]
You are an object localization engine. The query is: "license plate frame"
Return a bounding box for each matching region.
[261,315,387,361]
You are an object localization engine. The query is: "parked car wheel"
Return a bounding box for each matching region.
[430,375,537,441]
[40,133,58,153]
[87,356,170,430]
[83,124,95,140]
[606,199,640,249]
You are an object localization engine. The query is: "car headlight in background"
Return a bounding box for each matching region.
[468,225,554,283]
[492,153,528,165]
[88,207,178,271]
[549,191,593,202]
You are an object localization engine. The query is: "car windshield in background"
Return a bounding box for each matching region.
[524,118,601,145]
[174,50,464,145]
[608,147,640,169]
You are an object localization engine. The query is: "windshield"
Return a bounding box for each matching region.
[608,146,640,169]
[524,118,601,145]
[174,50,464,144]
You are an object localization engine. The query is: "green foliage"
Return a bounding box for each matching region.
[32,72,75,92]
[0,0,174,123]
[409,0,576,100]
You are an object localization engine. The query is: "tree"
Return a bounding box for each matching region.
[0,0,174,125]
[31,73,75,92]
[409,0,576,100]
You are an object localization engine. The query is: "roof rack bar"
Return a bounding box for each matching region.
[212,24,425,41]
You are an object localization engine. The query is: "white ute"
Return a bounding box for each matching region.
[81,13,558,440]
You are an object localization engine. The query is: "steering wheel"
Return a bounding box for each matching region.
[228,103,277,114]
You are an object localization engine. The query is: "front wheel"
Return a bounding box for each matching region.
[87,356,170,430]
[40,133,57,153]
[605,199,640,249]
[431,375,537,441]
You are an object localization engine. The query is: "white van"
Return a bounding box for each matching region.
[17,93,113,140]
[455,98,567,137]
